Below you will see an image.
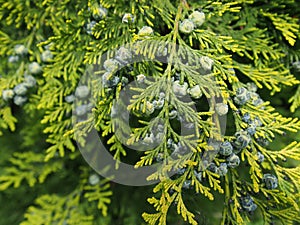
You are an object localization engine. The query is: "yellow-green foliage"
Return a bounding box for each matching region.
[0,0,300,225]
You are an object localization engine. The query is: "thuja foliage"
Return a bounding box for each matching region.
[0,0,300,224]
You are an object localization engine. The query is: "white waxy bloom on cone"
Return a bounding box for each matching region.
[14,44,28,55]
[215,103,228,116]
[189,11,205,27]
[75,85,89,99]
[29,62,42,74]
[14,95,27,106]
[24,75,37,88]
[199,56,214,71]
[103,59,119,71]
[179,19,195,34]
[89,174,100,185]
[2,89,14,101]
[173,80,188,96]
[41,50,53,62]
[122,13,135,23]
[138,26,154,36]
[14,83,27,95]
[188,85,202,99]
[137,74,146,83]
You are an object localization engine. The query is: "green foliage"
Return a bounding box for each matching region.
[0,152,63,190]
[20,194,94,225]
[0,0,300,225]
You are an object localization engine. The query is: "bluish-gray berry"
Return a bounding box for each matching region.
[240,195,257,212]
[86,20,97,35]
[167,138,173,148]
[122,13,135,23]
[142,133,155,145]
[246,203,258,212]
[217,163,228,176]
[24,75,36,88]
[169,110,178,119]
[250,92,260,101]
[102,72,120,88]
[89,174,100,185]
[29,62,42,74]
[263,174,278,189]
[173,80,188,96]
[103,59,119,71]
[136,74,146,84]
[194,170,202,182]
[159,92,165,99]
[75,104,89,116]
[246,82,258,92]
[252,98,264,108]
[242,112,251,123]
[44,43,53,50]
[153,99,164,109]
[240,195,253,207]
[146,101,155,115]
[199,56,214,71]
[252,117,262,127]
[138,26,153,36]
[219,141,233,156]
[246,124,256,136]
[182,180,192,189]
[232,130,251,150]
[8,55,19,63]
[227,154,240,168]
[156,153,164,162]
[156,45,168,57]
[188,11,205,27]
[179,19,195,34]
[256,137,269,146]
[215,103,228,116]
[65,94,75,103]
[41,50,53,62]
[14,44,28,55]
[208,162,218,173]
[75,85,89,99]
[292,61,300,71]
[187,85,202,98]
[14,83,27,95]
[13,95,27,106]
[92,6,107,20]
[256,151,264,163]
[234,87,250,105]
[115,47,132,65]
[2,89,14,101]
